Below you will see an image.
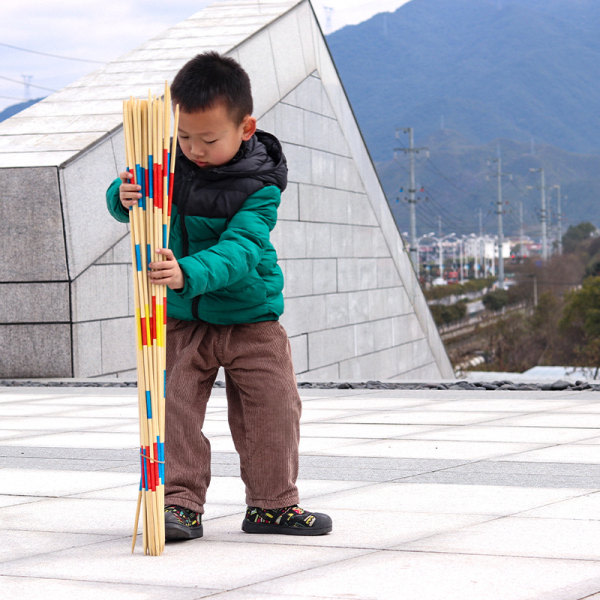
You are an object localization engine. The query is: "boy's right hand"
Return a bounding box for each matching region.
[119,171,142,209]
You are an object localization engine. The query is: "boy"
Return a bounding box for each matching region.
[106,52,332,540]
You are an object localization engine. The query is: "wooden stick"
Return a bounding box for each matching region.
[122,89,178,556]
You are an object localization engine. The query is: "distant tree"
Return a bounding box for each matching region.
[482,289,509,312]
[480,313,542,372]
[530,291,564,364]
[429,301,467,326]
[584,237,600,277]
[562,222,597,254]
[559,276,600,376]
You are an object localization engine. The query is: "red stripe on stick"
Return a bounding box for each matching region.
[153,441,160,489]
[141,317,147,346]
[153,163,162,209]
[151,295,157,341]
[145,445,155,491]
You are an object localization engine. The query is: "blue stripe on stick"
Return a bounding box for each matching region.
[157,438,165,483]
[148,155,153,200]
[145,390,152,419]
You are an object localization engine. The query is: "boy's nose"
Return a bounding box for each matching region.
[191,143,205,158]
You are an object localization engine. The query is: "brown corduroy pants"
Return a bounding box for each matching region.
[164,317,301,514]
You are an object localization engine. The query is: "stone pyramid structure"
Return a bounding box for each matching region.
[0,0,453,380]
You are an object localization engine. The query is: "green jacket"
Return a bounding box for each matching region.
[106,131,287,324]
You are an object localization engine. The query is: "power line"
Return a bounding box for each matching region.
[0,42,105,64]
[0,75,56,93]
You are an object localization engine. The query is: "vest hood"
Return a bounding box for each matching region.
[176,130,287,192]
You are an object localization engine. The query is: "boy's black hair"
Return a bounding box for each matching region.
[170,51,253,124]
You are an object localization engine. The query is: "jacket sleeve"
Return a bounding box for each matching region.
[106,177,130,223]
[175,185,280,298]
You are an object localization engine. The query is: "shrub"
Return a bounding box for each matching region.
[482,289,509,312]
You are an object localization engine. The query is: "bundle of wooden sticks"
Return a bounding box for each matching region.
[122,84,179,556]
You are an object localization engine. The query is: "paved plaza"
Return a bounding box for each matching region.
[1,383,600,599]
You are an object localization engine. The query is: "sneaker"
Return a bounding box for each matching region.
[164,504,203,540]
[242,505,332,536]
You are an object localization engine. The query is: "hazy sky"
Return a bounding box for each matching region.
[0,0,410,113]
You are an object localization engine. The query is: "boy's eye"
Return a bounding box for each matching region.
[205,140,217,145]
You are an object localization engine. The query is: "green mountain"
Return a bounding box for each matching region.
[378,130,600,237]
[326,0,600,236]
[0,98,44,122]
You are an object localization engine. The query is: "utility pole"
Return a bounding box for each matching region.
[394,128,428,273]
[529,167,549,260]
[22,74,32,100]
[519,201,525,259]
[478,209,484,278]
[553,184,563,255]
[323,6,333,33]
[491,155,511,289]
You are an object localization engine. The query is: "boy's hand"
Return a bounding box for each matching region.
[149,249,184,290]
[119,170,142,209]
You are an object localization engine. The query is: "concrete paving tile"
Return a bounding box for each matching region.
[520,491,600,520]
[496,444,600,464]
[322,438,543,460]
[96,422,141,434]
[206,508,492,550]
[0,530,118,563]
[69,485,142,501]
[300,396,436,410]
[0,455,134,472]
[401,515,600,560]
[300,436,373,454]
[0,404,75,417]
[205,435,238,453]
[298,465,420,482]
[56,405,139,419]
[204,475,365,507]
[0,431,138,449]
[299,422,438,438]
[399,470,600,489]
[0,495,41,508]
[336,410,509,425]
[495,413,600,428]
[0,497,138,536]
[312,482,591,516]
[2,468,138,496]
[0,536,369,590]
[416,398,590,413]
[241,550,600,600]
[0,429,52,441]
[554,402,600,414]
[0,416,130,431]
[450,460,597,477]
[574,436,600,445]
[0,446,131,461]
[205,592,338,600]
[0,390,68,402]
[201,419,235,436]
[300,408,372,422]
[25,394,136,406]
[408,425,600,444]
[0,576,212,600]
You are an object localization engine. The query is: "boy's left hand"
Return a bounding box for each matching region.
[149,249,184,290]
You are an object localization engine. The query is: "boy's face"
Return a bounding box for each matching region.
[176,102,256,169]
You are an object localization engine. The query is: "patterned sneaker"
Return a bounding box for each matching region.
[242,505,332,536]
[164,504,203,540]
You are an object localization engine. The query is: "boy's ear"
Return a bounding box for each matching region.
[241,115,257,141]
